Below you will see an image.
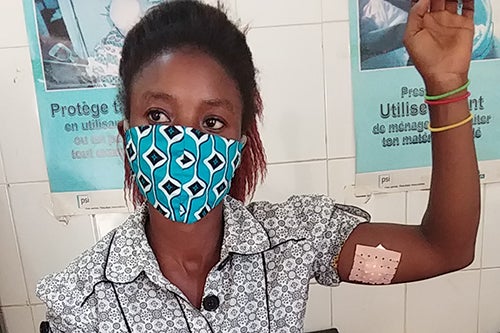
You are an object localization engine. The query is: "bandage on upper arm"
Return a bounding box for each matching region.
[348,244,401,285]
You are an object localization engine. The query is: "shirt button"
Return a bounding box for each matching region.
[202,295,220,311]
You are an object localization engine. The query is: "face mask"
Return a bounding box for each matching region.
[125,125,244,224]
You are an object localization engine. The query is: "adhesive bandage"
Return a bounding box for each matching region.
[348,244,401,285]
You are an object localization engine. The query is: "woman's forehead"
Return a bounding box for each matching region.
[131,51,243,109]
[134,51,233,86]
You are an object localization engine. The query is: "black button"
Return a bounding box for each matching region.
[203,295,220,311]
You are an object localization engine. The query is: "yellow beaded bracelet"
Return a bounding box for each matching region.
[428,113,474,133]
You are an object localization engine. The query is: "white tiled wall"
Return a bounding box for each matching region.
[479,268,500,332]
[324,21,356,159]
[0,47,48,184]
[0,1,28,47]
[304,284,333,331]
[237,0,322,28]
[253,161,328,203]
[8,183,96,303]
[0,150,6,185]
[1,1,498,333]
[482,183,500,269]
[247,24,327,164]
[406,270,481,333]
[322,0,349,22]
[2,306,34,333]
[0,186,28,307]
[332,283,405,333]
[327,158,355,203]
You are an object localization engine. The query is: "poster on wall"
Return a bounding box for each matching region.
[350,0,500,195]
[22,0,165,218]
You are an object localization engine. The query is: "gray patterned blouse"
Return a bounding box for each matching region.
[37,195,369,332]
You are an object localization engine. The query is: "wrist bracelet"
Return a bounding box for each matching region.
[428,113,474,133]
[425,80,471,101]
[425,91,471,106]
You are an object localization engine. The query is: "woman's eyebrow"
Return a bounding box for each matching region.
[142,91,175,102]
[202,98,235,114]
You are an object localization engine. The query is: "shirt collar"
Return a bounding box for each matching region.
[105,204,159,284]
[220,196,271,259]
[105,196,271,284]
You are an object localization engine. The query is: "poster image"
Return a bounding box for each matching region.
[351,0,500,194]
[23,0,166,217]
[34,0,163,90]
[358,0,500,71]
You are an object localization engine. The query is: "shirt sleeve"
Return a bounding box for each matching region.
[43,308,97,333]
[36,273,98,333]
[289,195,370,286]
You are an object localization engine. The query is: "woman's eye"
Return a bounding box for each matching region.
[147,109,170,123]
[204,118,225,130]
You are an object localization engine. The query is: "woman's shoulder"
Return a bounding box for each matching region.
[246,194,369,221]
[241,194,370,243]
[36,228,116,309]
[36,208,146,312]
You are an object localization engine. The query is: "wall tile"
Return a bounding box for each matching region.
[0,150,5,184]
[247,24,326,163]
[492,1,500,43]
[94,213,130,240]
[0,186,29,306]
[31,304,47,332]
[237,0,322,27]
[253,161,327,203]
[406,190,429,225]
[347,192,406,223]
[0,1,29,48]
[304,284,332,332]
[322,0,349,22]
[478,268,500,333]
[331,283,405,333]
[407,189,484,270]
[406,270,480,333]
[323,22,356,159]
[482,183,500,268]
[0,47,48,184]
[9,183,95,303]
[328,158,355,203]
[1,306,35,333]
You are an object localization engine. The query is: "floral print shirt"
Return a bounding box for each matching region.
[37,195,369,332]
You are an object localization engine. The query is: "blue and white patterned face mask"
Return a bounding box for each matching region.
[125,125,244,224]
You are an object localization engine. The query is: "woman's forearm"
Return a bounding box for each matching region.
[421,78,480,268]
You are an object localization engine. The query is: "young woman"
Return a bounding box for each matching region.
[37,0,480,331]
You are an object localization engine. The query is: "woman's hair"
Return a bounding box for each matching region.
[119,0,266,204]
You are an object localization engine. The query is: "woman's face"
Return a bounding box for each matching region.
[128,50,244,140]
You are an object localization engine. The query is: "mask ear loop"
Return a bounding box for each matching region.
[123,119,130,131]
[240,134,247,147]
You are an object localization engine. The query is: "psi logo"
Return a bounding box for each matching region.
[379,174,392,188]
[77,195,90,208]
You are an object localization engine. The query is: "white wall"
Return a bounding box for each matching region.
[1,1,499,332]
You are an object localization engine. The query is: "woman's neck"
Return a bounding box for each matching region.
[145,203,225,308]
[145,203,224,277]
